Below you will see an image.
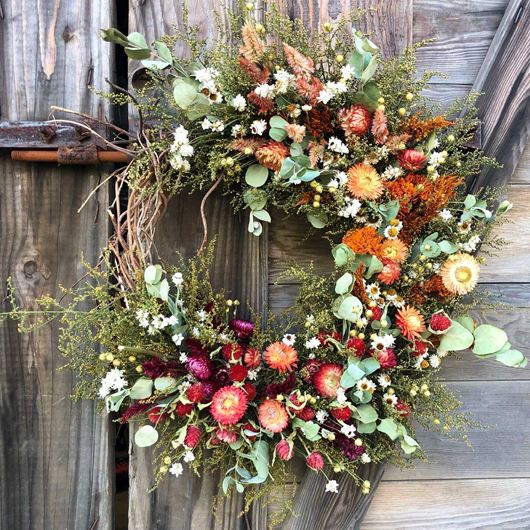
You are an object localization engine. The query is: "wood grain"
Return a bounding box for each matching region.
[467,0,530,191]
[362,478,530,529]
[0,2,114,529]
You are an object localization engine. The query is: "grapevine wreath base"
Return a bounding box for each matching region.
[6,4,527,523]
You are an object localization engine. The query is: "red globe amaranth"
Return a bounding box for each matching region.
[306,451,324,470]
[317,330,342,346]
[398,149,427,171]
[186,355,213,380]
[313,363,343,398]
[184,425,202,448]
[175,402,193,417]
[411,340,429,358]
[297,406,315,421]
[275,439,294,461]
[120,402,150,423]
[396,400,412,418]
[429,312,452,334]
[338,104,371,136]
[222,343,244,362]
[376,348,398,369]
[346,337,366,358]
[186,382,207,403]
[244,347,261,368]
[331,406,352,421]
[147,408,169,424]
[370,306,383,321]
[229,364,248,382]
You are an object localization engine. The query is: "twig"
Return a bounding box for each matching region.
[198,175,223,254]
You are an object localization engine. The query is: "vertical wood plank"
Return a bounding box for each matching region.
[128,2,267,529]
[0,2,114,529]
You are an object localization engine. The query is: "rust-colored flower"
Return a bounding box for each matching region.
[264,342,298,373]
[339,104,371,136]
[255,141,290,171]
[406,114,454,141]
[239,22,266,63]
[283,42,314,78]
[396,306,426,340]
[238,56,270,84]
[371,108,389,144]
[398,149,427,171]
[258,399,289,433]
[247,91,275,115]
[347,163,384,200]
[381,239,408,263]
[342,226,384,259]
[305,105,333,137]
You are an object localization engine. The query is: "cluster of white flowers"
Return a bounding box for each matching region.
[169,126,193,172]
[460,234,481,253]
[193,67,222,102]
[336,387,347,405]
[172,332,185,346]
[338,196,361,218]
[325,479,339,493]
[317,81,348,104]
[304,336,321,349]
[273,69,295,93]
[328,171,348,189]
[381,165,403,180]
[315,409,329,423]
[230,94,247,112]
[438,208,453,221]
[327,136,349,154]
[98,368,128,399]
[201,117,225,132]
[340,423,356,438]
[339,64,356,81]
[169,462,183,477]
[137,310,178,335]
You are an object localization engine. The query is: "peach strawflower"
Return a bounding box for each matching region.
[258,399,289,433]
[439,253,480,295]
[347,163,384,200]
[377,259,401,285]
[396,306,426,340]
[285,123,306,143]
[381,239,408,263]
[264,342,298,373]
[211,386,248,426]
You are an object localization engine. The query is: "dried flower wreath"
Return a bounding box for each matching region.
[4,3,527,521]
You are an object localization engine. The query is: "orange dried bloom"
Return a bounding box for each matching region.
[258,399,289,433]
[238,56,270,84]
[247,92,275,115]
[264,342,298,373]
[396,306,426,340]
[371,108,389,144]
[255,141,290,171]
[283,42,314,78]
[406,114,454,140]
[347,163,384,200]
[296,76,324,105]
[305,105,333,137]
[230,138,266,153]
[240,22,266,63]
[285,123,306,143]
[342,226,384,259]
[381,239,408,263]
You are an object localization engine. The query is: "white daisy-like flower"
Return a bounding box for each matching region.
[356,377,376,393]
[151,315,167,330]
[169,462,184,477]
[461,235,481,253]
[305,337,321,349]
[428,151,446,166]
[340,423,356,438]
[316,410,329,423]
[381,165,403,180]
[231,94,246,111]
[301,104,312,111]
[282,333,296,347]
[377,373,392,389]
[438,209,453,221]
[340,64,355,81]
[136,309,150,328]
[383,393,398,406]
[178,143,194,158]
[173,125,189,145]
[169,154,190,173]
[99,368,128,398]
[193,67,218,84]
[273,69,295,93]
[172,333,184,346]
[165,315,178,327]
[360,453,372,464]
[98,382,111,399]
[179,352,188,363]
[336,171,349,186]
[327,136,349,154]
[254,83,275,99]
[458,220,472,233]
[250,119,267,136]
[383,222,402,240]
[366,283,381,300]
[338,197,361,218]
[317,89,333,104]
[196,310,208,321]
[231,124,244,137]
[183,451,195,463]
[325,479,339,493]
[336,387,347,405]
[429,354,441,368]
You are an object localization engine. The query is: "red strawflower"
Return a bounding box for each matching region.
[258,399,289,433]
[338,104,371,136]
[275,440,294,461]
[331,406,352,421]
[186,383,207,403]
[376,348,398,369]
[147,408,169,424]
[175,402,193,417]
[378,259,401,285]
[429,312,452,334]
[335,434,365,461]
[142,357,180,378]
[300,359,322,384]
[265,373,296,397]
[184,425,202,448]
[222,343,244,362]
[396,400,412,418]
[317,330,342,346]
[264,342,298,373]
[411,340,429,357]
[306,451,324,470]
[215,428,238,444]
[313,363,343,398]
[211,386,248,425]
[298,407,315,421]
[229,364,248,382]
[243,383,257,402]
[346,337,366,358]
[398,149,427,171]
[186,355,213,380]
[229,318,256,340]
[244,347,261,368]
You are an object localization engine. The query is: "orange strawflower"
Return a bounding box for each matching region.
[255,141,290,171]
[342,226,384,259]
[406,114,454,141]
[258,399,289,433]
[211,386,248,426]
[396,306,426,340]
[381,239,408,263]
[264,342,298,373]
[347,163,384,200]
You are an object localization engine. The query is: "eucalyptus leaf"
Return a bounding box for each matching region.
[495,349,527,368]
[357,421,377,433]
[154,41,173,64]
[130,378,154,400]
[307,211,328,229]
[173,78,199,109]
[154,376,177,391]
[472,324,508,355]
[332,243,355,267]
[269,116,288,129]
[135,425,159,447]
[438,320,474,352]
[245,164,269,188]
[269,127,287,141]
[355,404,378,423]
[377,418,400,441]
[335,272,354,295]
[252,209,272,223]
[144,264,163,285]
[439,240,458,254]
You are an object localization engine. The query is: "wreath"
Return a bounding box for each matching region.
[6,3,527,521]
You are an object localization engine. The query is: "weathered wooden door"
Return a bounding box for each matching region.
[1,1,529,529]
